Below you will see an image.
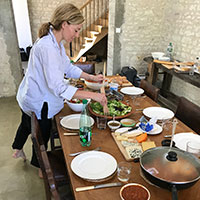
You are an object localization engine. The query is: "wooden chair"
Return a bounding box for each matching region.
[31,113,74,200]
[175,97,200,134]
[140,79,160,102]
[50,117,62,151]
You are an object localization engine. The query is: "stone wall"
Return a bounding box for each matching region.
[0,0,22,97]
[27,0,88,42]
[108,0,200,105]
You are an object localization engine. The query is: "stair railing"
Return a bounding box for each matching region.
[70,0,108,59]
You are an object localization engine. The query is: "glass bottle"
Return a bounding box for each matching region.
[79,99,92,147]
[166,42,173,61]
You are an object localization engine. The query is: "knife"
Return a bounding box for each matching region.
[75,182,122,192]
[64,132,79,136]
[119,126,139,135]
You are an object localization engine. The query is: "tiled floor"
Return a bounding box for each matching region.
[0,96,45,200]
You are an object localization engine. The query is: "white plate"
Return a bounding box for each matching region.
[120,87,144,96]
[136,123,163,135]
[71,151,117,180]
[173,132,200,151]
[143,107,174,120]
[60,114,94,130]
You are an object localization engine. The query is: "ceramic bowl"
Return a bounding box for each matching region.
[107,120,121,131]
[120,183,150,200]
[65,99,91,112]
[85,79,108,90]
[120,118,135,127]
[151,52,165,60]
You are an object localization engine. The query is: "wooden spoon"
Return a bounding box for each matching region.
[100,62,109,115]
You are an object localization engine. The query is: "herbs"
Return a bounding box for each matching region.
[90,100,132,116]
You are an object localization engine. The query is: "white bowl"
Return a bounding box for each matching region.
[85,79,108,90]
[120,183,150,200]
[120,118,135,127]
[151,52,165,60]
[107,120,121,131]
[65,99,91,112]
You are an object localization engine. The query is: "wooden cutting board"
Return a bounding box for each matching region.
[111,132,156,161]
[107,75,132,87]
[154,59,194,66]
[111,132,133,161]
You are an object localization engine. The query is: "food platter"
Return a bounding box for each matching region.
[88,100,135,119]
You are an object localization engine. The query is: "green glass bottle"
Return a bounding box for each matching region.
[79,99,92,147]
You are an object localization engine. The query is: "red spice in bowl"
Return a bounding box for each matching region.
[120,183,150,200]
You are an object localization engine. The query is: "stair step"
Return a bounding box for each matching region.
[84,37,93,41]
[90,31,99,35]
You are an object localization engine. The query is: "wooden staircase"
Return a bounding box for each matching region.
[65,0,109,62]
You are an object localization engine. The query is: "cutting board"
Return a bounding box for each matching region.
[111,132,156,161]
[107,75,132,87]
[154,60,194,66]
[111,132,133,161]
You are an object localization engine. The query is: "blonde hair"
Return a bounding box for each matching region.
[38,3,84,38]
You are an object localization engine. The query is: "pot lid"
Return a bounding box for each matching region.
[140,147,200,183]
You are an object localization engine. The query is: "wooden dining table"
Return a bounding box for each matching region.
[55,95,200,200]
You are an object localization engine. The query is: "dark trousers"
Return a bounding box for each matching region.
[12,102,52,168]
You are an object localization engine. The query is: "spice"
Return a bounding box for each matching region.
[121,185,149,200]
[109,122,120,127]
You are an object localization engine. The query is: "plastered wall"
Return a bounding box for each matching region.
[108,0,200,105]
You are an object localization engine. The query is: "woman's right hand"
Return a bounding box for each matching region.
[92,93,107,106]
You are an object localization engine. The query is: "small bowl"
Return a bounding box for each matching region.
[107,120,121,131]
[120,183,150,200]
[161,139,176,147]
[151,52,165,60]
[120,118,135,127]
[85,79,108,90]
[65,99,91,112]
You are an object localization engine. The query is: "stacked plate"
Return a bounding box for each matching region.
[143,107,174,121]
[71,151,117,182]
[173,133,200,151]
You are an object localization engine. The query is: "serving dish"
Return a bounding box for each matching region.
[88,100,134,119]
[85,79,108,90]
[120,183,150,200]
[65,99,91,112]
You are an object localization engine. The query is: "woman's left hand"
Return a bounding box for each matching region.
[91,74,104,83]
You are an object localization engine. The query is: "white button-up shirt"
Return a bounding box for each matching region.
[17,29,82,119]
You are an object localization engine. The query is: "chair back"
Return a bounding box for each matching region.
[31,113,60,200]
[140,79,160,102]
[175,97,200,134]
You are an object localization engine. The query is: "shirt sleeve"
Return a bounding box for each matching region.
[61,44,83,79]
[36,44,78,100]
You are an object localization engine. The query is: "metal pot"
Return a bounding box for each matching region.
[140,146,200,200]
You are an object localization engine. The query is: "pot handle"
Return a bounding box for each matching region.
[171,185,178,200]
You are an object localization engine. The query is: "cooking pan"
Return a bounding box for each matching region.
[140,146,200,200]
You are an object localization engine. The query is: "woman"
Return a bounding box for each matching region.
[12,3,107,170]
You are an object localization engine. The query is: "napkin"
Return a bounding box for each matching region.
[139,116,157,132]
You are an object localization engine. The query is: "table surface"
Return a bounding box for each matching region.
[55,95,200,200]
[152,62,200,88]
